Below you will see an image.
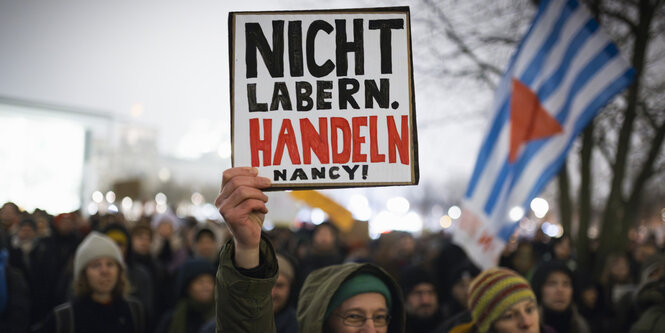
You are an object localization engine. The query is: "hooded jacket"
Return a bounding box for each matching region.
[216,236,405,333]
[216,236,279,332]
[297,262,405,333]
[630,277,665,333]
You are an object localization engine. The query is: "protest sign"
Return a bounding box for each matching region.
[229,7,418,189]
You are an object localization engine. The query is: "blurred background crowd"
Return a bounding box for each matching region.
[2,200,665,333]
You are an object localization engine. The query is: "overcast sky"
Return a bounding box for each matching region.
[0,0,500,208]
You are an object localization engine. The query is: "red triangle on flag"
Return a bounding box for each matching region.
[509,78,563,163]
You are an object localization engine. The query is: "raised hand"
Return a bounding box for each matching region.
[215,167,271,268]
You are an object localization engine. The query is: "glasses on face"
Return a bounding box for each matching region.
[334,312,391,327]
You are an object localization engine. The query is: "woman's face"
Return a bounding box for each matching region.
[492,299,540,333]
[85,257,119,296]
[541,271,573,312]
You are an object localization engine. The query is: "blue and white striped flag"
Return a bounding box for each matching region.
[455,0,634,269]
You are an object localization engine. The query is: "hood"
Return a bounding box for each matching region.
[297,262,405,333]
[636,277,665,313]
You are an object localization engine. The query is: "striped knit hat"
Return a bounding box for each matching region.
[466,268,536,333]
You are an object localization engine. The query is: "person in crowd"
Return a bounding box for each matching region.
[530,261,590,333]
[181,217,200,257]
[400,265,443,333]
[373,231,416,284]
[574,272,610,332]
[544,235,577,273]
[434,244,480,318]
[149,213,187,320]
[435,260,480,332]
[600,251,636,319]
[31,209,52,238]
[198,251,300,333]
[37,232,145,333]
[612,253,665,332]
[215,167,405,332]
[273,253,299,333]
[0,229,31,333]
[131,222,155,266]
[8,218,39,274]
[507,240,537,279]
[151,211,188,275]
[631,242,660,282]
[0,202,23,236]
[192,226,219,263]
[131,222,170,327]
[451,267,548,333]
[155,258,216,333]
[103,224,154,319]
[29,212,82,326]
[300,221,344,278]
[630,254,665,333]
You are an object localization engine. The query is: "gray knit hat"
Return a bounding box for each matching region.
[74,231,126,281]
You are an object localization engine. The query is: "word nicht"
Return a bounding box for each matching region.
[245,18,404,78]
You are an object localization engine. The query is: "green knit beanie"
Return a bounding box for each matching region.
[324,273,393,320]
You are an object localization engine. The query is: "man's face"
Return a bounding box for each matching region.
[541,271,573,312]
[85,257,119,296]
[271,274,291,313]
[492,299,540,333]
[405,283,438,318]
[327,292,389,333]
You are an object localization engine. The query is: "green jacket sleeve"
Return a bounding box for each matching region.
[215,236,278,333]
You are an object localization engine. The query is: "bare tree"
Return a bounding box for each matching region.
[419,0,665,271]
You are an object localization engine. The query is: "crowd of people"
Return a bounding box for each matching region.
[0,168,663,333]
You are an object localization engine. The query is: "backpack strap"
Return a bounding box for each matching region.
[53,303,74,333]
[126,297,146,333]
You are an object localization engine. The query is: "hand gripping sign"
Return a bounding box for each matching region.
[229,7,419,190]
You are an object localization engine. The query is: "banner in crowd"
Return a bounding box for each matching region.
[229,7,418,190]
[455,0,635,269]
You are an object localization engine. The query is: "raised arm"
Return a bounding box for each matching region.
[215,167,278,333]
[215,167,271,268]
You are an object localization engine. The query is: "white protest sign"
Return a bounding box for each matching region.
[229,7,418,189]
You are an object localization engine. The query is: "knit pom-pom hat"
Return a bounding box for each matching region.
[466,268,536,333]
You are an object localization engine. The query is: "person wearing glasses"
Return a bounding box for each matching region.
[215,167,405,332]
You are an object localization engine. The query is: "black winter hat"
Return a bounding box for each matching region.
[400,265,436,297]
[175,258,216,298]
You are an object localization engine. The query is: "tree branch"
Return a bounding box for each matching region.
[594,133,615,168]
[422,0,502,88]
[603,9,639,33]
[624,114,665,217]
